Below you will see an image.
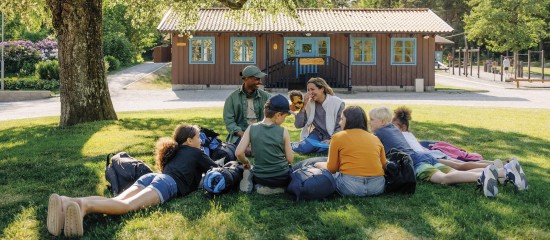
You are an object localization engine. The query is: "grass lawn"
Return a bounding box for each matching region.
[1,105,549,239]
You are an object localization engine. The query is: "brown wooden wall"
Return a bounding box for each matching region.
[171,32,436,88]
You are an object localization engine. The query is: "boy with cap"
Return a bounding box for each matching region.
[236,94,294,195]
[223,65,271,145]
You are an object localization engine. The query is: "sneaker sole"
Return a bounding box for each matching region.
[64,202,84,237]
[509,160,528,191]
[483,166,499,198]
[47,194,63,236]
[239,170,253,193]
[256,186,285,195]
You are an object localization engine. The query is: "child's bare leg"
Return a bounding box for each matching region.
[80,187,160,216]
[429,169,480,185]
[438,159,490,170]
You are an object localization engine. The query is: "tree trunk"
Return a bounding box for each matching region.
[49,0,117,126]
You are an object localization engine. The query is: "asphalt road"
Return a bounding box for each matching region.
[1,63,548,122]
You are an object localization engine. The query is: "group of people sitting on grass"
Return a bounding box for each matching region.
[48,65,529,237]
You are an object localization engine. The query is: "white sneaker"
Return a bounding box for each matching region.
[239,169,253,193]
[493,159,505,184]
[256,184,285,195]
[478,165,498,198]
[505,158,528,191]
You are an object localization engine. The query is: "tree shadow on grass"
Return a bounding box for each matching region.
[1,116,549,238]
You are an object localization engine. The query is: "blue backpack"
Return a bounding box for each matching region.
[287,166,336,201]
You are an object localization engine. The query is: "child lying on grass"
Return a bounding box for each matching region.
[47,124,218,237]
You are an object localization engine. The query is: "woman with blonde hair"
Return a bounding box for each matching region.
[292,77,344,155]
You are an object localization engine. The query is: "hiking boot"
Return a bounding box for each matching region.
[255,184,285,195]
[493,159,505,184]
[239,169,253,193]
[478,165,498,198]
[47,194,64,236]
[505,158,528,191]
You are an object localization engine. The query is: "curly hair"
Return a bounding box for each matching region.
[392,106,412,131]
[154,124,198,172]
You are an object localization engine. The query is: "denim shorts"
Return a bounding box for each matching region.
[133,173,178,203]
[333,173,385,197]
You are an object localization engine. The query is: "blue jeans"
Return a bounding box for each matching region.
[291,132,328,155]
[133,173,178,203]
[334,173,385,197]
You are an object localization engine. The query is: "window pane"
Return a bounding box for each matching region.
[244,40,254,62]
[353,47,362,56]
[394,40,403,48]
[365,54,373,62]
[319,48,327,56]
[405,40,414,48]
[394,54,402,63]
[303,43,312,53]
[192,46,201,61]
[319,40,327,48]
[233,40,242,62]
[286,40,296,57]
[204,46,212,61]
[353,40,362,48]
[364,40,373,48]
[192,39,201,47]
[354,54,362,62]
[405,47,414,63]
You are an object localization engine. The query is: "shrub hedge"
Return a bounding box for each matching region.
[35,60,60,81]
[104,55,121,71]
[4,77,59,90]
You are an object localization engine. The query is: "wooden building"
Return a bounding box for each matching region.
[157,8,453,92]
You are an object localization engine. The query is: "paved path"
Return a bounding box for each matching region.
[1,63,548,122]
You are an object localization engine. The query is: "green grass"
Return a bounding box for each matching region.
[1,105,549,239]
[521,67,550,78]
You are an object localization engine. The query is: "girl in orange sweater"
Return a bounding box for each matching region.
[315,106,386,196]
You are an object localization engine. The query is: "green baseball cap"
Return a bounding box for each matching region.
[240,65,267,79]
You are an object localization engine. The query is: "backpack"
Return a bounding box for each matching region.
[211,142,237,163]
[287,166,336,201]
[105,152,153,196]
[202,161,243,197]
[199,127,235,164]
[384,148,416,194]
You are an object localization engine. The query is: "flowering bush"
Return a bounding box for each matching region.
[35,38,59,61]
[1,38,59,75]
[1,40,42,75]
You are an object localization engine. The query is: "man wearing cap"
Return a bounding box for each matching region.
[223,65,271,144]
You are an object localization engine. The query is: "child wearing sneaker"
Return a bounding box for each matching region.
[369,107,503,194]
[392,106,495,171]
[236,94,294,195]
[47,124,218,237]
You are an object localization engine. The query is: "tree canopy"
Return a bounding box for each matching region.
[463,0,550,52]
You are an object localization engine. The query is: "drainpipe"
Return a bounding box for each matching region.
[347,33,352,92]
[1,13,4,91]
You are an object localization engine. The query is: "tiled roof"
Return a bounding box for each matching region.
[435,35,454,44]
[158,8,453,33]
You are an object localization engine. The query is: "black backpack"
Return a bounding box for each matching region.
[384,148,416,194]
[202,161,243,198]
[105,152,153,196]
[211,142,237,163]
